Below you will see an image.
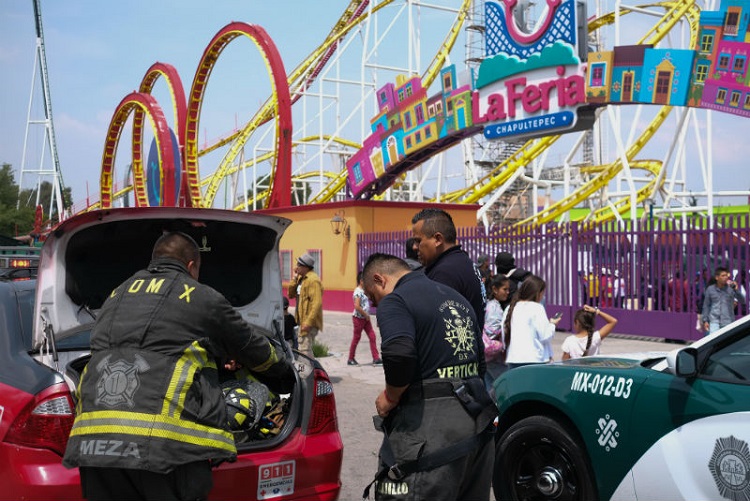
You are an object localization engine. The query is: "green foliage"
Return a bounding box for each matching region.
[312,340,330,358]
[0,163,73,237]
[0,164,33,236]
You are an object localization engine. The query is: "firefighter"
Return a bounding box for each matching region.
[63,231,295,501]
[361,253,496,501]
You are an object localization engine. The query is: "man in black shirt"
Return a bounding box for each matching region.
[362,253,495,501]
[411,208,486,331]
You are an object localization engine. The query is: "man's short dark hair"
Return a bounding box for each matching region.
[362,253,411,286]
[153,231,200,266]
[411,208,456,243]
[715,266,729,277]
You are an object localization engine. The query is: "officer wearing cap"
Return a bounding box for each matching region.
[288,252,323,358]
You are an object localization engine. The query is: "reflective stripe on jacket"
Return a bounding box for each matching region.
[63,257,293,473]
[65,343,235,472]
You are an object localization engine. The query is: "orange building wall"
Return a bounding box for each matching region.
[261,200,480,312]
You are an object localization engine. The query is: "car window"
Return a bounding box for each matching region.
[701,324,750,382]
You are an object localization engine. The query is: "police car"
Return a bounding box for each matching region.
[492,314,750,501]
[1,207,342,500]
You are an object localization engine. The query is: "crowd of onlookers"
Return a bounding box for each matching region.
[576,265,748,317]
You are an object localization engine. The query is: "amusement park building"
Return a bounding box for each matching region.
[262,201,479,313]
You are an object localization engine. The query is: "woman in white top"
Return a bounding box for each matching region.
[561,304,618,360]
[503,275,561,369]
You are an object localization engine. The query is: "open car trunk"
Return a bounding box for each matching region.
[32,207,304,450]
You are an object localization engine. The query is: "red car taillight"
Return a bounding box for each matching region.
[5,383,75,456]
[307,369,338,435]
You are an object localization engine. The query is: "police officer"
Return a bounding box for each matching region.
[361,253,496,501]
[411,208,487,331]
[63,232,295,501]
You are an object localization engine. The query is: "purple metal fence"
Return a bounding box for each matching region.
[358,214,750,341]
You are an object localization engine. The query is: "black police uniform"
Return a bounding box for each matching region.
[424,245,487,332]
[63,257,295,501]
[369,272,496,501]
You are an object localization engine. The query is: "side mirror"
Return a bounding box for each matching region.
[667,347,698,377]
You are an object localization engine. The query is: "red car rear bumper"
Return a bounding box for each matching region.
[0,442,83,501]
[210,427,343,500]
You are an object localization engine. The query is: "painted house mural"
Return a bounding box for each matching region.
[698,0,750,116]
[640,49,696,106]
[588,0,750,115]
[345,65,475,198]
[587,50,615,103]
[349,0,750,199]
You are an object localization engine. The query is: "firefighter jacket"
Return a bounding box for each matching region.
[63,257,295,474]
[287,270,323,330]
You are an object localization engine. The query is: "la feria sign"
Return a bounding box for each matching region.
[474,0,593,141]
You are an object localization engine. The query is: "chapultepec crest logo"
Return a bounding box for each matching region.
[95,354,150,408]
[443,304,476,357]
[709,435,750,501]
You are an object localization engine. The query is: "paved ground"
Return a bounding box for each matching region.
[310,310,674,501]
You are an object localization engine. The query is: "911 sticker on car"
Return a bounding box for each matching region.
[571,371,633,398]
[257,460,295,499]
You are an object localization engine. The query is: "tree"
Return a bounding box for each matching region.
[19,181,73,223]
[0,163,35,236]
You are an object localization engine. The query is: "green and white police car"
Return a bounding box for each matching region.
[492,314,750,501]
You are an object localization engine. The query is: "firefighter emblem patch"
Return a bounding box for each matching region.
[709,435,750,501]
[95,354,150,408]
[442,303,476,356]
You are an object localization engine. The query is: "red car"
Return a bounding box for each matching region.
[1,207,342,500]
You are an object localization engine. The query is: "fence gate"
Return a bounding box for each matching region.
[358,215,750,341]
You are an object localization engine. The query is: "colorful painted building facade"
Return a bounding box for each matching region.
[349,0,750,199]
[697,0,750,116]
[345,65,474,198]
[588,0,750,115]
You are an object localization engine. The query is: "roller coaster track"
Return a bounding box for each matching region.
[514,0,700,227]
[582,159,663,223]
[86,135,359,212]
[203,0,399,208]
[307,0,472,205]
[233,170,341,211]
[206,0,471,208]
[198,0,372,159]
[424,0,699,228]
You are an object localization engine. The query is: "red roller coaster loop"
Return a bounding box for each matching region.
[183,22,292,208]
[136,62,188,206]
[100,92,176,208]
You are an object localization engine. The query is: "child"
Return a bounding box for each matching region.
[283,296,298,350]
[561,305,618,360]
[483,275,511,394]
[348,272,382,366]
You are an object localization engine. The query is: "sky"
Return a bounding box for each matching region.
[1,0,748,213]
[1,1,351,210]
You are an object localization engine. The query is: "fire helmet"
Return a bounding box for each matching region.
[223,380,269,431]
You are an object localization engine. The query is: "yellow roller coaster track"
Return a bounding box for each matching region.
[203,0,405,208]
[203,0,471,208]
[425,0,699,227]
[233,170,341,211]
[226,135,361,210]
[307,0,471,205]
[515,0,700,227]
[581,159,663,223]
